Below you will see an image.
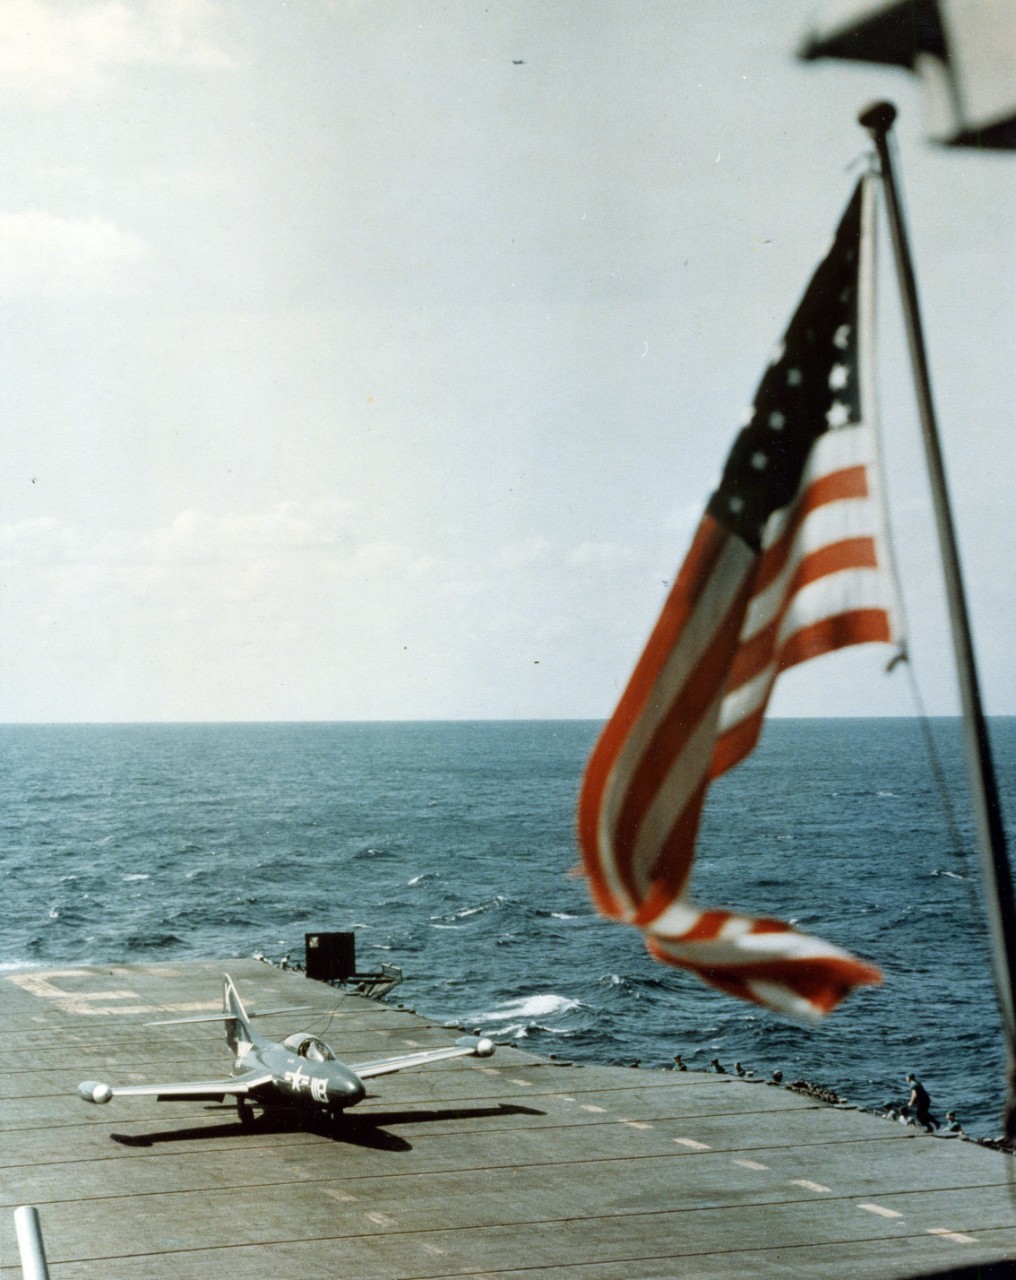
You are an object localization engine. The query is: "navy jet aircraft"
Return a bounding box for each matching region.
[78,974,494,1127]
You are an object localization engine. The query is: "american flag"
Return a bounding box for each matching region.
[578,177,900,1018]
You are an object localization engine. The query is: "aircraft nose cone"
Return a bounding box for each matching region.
[327,1070,363,1111]
[339,1074,366,1107]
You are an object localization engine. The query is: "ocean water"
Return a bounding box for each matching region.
[2,717,1014,1137]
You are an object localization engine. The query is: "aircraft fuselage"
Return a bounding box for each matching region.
[242,1041,366,1110]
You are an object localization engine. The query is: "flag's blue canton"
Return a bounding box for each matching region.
[707,183,864,552]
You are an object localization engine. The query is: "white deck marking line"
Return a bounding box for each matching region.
[674,1137,711,1150]
[790,1178,832,1193]
[510,1077,532,1087]
[927,1228,978,1244]
[324,1189,357,1203]
[580,1103,606,1113]
[733,1159,768,1170]
[623,1120,652,1130]
[367,1212,394,1227]
[858,1202,904,1219]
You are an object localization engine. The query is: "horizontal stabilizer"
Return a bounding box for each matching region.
[147,1005,310,1027]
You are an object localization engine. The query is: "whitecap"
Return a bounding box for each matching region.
[495,1023,530,1039]
[123,873,150,882]
[475,993,581,1023]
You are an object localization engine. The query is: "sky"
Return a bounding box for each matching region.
[0,0,1013,723]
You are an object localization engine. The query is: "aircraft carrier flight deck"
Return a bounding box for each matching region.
[2,957,1015,1278]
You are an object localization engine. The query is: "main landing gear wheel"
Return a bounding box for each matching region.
[236,1099,257,1130]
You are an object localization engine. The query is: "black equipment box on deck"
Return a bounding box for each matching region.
[304,931,356,982]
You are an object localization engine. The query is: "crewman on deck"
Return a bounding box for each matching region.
[905,1073,939,1131]
[943,1111,964,1134]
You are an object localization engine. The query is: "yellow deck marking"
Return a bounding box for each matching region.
[8,971,220,1017]
[790,1179,832,1193]
[928,1228,978,1244]
[858,1202,903,1218]
[674,1137,711,1150]
[733,1159,768,1170]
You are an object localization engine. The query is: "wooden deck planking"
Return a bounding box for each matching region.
[2,958,1015,1278]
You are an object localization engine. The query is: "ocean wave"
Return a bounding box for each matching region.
[2,718,1012,1137]
[473,993,582,1024]
[429,895,510,924]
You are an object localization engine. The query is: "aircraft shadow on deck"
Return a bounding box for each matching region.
[109,1101,544,1151]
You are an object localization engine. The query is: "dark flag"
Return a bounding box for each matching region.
[578,176,900,1017]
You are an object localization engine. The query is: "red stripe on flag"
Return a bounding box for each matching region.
[727,536,880,691]
[578,516,736,916]
[645,941,882,1015]
[753,466,870,594]
[631,773,712,925]
[778,608,893,673]
[710,608,892,780]
[709,709,766,780]
[611,572,754,911]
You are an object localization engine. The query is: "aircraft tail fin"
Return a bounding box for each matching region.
[145,976,309,1050]
[223,974,252,1052]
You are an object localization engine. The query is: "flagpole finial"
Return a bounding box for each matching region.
[858,101,897,139]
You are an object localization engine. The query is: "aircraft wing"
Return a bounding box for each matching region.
[349,1035,494,1080]
[78,1071,274,1104]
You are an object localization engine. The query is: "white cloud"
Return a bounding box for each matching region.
[0,210,146,293]
[566,540,640,571]
[0,503,608,719]
[155,503,356,561]
[0,0,233,104]
[494,537,552,570]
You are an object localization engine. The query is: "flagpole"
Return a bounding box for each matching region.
[859,100,1016,1133]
